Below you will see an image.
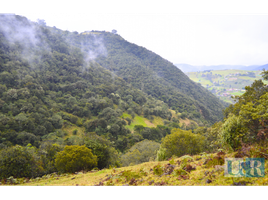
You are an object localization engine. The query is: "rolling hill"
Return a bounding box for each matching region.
[187,69,268,103]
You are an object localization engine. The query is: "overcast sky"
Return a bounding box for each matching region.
[2,0,268,66]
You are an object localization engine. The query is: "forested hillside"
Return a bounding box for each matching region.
[94,33,228,124]
[0,14,189,174]
[0,15,228,180]
[1,14,268,186]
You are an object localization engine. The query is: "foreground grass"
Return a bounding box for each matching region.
[10,152,268,186]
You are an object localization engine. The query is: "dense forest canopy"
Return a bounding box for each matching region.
[96,34,228,123]
[0,15,174,149]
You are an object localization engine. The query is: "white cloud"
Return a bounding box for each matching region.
[2,1,268,65]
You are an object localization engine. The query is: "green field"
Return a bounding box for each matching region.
[187,70,267,103]
[229,91,244,96]
[121,113,157,132]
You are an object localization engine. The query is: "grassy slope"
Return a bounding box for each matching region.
[58,110,194,141]
[121,112,196,132]
[121,113,156,132]
[188,70,264,85]
[16,152,268,186]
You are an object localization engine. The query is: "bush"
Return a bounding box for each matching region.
[156,147,166,161]
[72,129,78,135]
[125,117,132,125]
[39,142,63,174]
[85,136,121,169]
[16,132,38,147]
[121,140,160,166]
[55,145,97,173]
[153,164,164,176]
[70,115,78,124]
[0,145,44,179]
[220,114,247,150]
[161,128,205,159]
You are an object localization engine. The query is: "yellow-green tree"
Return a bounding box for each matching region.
[161,128,205,159]
[55,145,97,173]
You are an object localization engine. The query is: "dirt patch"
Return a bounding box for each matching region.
[179,118,191,126]
[169,109,177,118]
[144,119,156,127]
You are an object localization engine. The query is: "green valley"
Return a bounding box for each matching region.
[187,69,268,103]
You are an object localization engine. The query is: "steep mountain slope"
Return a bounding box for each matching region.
[93,33,228,124]
[0,14,227,154]
[0,14,227,128]
[0,15,176,154]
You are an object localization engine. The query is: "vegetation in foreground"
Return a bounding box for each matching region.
[2,149,267,186]
[1,15,268,186]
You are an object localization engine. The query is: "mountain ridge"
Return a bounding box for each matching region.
[90,33,228,124]
[254,63,268,71]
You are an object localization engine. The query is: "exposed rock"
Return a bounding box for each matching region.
[204,171,209,176]
[214,165,224,171]
[232,181,248,186]
[148,180,154,185]
[94,182,104,186]
[154,181,167,186]
[206,179,212,184]
[183,164,196,173]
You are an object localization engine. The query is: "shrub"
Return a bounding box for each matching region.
[0,145,44,179]
[220,114,247,150]
[16,132,38,147]
[39,142,63,174]
[118,170,141,181]
[153,164,164,176]
[85,137,120,169]
[173,168,188,176]
[125,117,132,125]
[72,129,78,135]
[161,128,205,158]
[70,115,78,124]
[55,145,97,173]
[205,157,224,168]
[156,147,167,161]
